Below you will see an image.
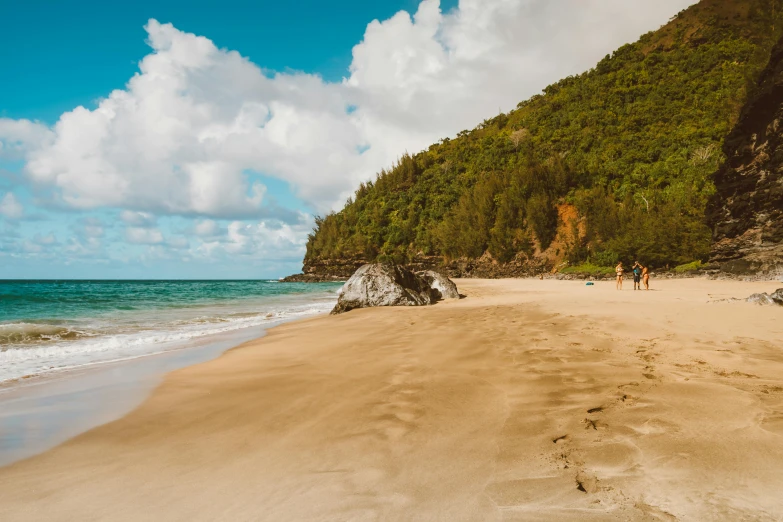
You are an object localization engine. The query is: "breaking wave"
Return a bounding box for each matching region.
[0,281,341,385]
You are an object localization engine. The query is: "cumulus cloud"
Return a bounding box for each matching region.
[346,0,696,141]
[64,235,103,258]
[195,215,311,261]
[0,193,24,220]
[80,217,105,238]
[0,119,54,161]
[121,210,157,227]
[167,236,190,250]
[194,219,220,237]
[21,240,44,254]
[33,233,58,246]
[125,227,165,245]
[7,0,694,222]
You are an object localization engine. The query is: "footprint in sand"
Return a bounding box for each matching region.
[760,412,783,435]
[369,363,427,442]
[629,417,679,435]
[575,470,599,493]
[583,418,606,431]
[581,441,643,476]
[635,500,678,520]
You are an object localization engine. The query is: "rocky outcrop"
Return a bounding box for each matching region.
[301,257,369,280]
[417,270,460,299]
[331,264,442,314]
[708,36,783,276]
[437,254,551,278]
[300,253,553,282]
[747,288,783,306]
[280,273,347,283]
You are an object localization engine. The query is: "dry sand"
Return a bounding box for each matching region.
[1,278,782,521]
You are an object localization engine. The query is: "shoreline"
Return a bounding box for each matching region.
[1,278,782,520]
[0,301,336,468]
[0,279,341,385]
[0,325,269,467]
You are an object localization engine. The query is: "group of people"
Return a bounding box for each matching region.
[615,261,649,290]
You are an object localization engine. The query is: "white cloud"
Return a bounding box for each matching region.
[0,193,24,219]
[167,236,190,249]
[121,210,157,227]
[195,219,220,237]
[33,233,58,245]
[345,0,696,142]
[0,119,54,161]
[80,217,105,238]
[21,240,43,254]
[6,0,696,222]
[125,227,164,245]
[64,236,103,258]
[195,215,311,261]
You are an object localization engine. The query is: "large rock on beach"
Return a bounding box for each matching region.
[331,264,452,314]
[747,288,783,306]
[417,270,460,300]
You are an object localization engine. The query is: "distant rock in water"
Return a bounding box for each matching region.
[280,273,347,283]
[331,264,457,314]
[747,288,783,306]
[417,270,460,300]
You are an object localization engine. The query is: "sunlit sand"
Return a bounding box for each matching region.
[1,278,781,520]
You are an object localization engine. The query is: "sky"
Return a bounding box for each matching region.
[0,0,697,279]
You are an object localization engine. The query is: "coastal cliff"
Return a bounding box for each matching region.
[708,37,783,275]
[296,0,783,279]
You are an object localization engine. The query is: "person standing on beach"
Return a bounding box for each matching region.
[616,262,624,290]
[642,265,650,290]
[632,261,643,290]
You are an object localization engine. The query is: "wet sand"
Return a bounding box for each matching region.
[0,324,268,467]
[1,278,782,521]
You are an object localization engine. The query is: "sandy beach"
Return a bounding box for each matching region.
[1,278,782,521]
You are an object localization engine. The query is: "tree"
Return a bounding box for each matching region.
[509,128,530,149]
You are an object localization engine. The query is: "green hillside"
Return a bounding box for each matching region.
[306,0,783,271]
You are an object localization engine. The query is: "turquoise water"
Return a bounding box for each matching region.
[0,280,342,384]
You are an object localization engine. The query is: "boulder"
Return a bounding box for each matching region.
[331,264,438,314]
[417,270,460,300]
[747,288,783,306]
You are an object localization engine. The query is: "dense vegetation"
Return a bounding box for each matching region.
[307,0,783,270]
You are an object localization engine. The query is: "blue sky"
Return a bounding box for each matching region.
[1,0,456,123]
[0,0,695,279]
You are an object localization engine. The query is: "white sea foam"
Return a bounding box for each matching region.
[0,297,336,385]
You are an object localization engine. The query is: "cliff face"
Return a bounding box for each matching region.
[708,37,783,275]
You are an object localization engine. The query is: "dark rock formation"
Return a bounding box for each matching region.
[708,37,783,275]
[331,264,440,314]
[301,253,552,282]
[302,257,369,280]
[437,254,550,278]
[747,288,783,306]
[417,270,460,299]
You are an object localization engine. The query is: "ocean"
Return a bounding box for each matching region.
[0,280,343,385]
